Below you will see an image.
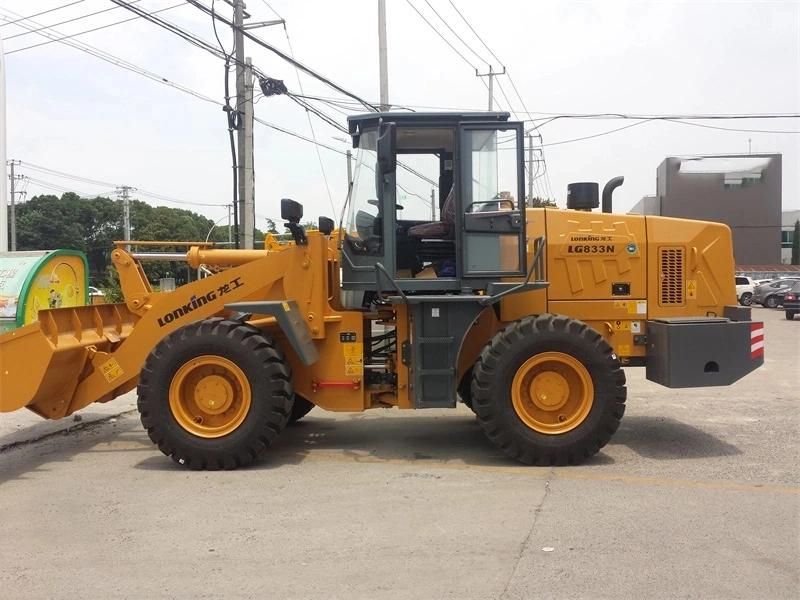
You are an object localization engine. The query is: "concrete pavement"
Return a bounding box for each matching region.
[0,306,797,599]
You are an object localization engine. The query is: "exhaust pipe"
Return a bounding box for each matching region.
[602,176,624,213]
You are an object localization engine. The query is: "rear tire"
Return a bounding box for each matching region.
[471,314,626,466]
[786,311,796,321]
[739,292,753,306]
[765,295,778,308]
[137,318,293,470]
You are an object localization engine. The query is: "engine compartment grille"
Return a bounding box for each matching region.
[660,247,684,305]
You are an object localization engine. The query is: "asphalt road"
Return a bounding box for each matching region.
[0,306,797,600]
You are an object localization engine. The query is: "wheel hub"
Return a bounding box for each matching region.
[529,371,569,410]
[194,375,234,414]
[511,351,594,435]
[168,356,252,438]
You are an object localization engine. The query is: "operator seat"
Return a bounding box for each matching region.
[407,185,456,239]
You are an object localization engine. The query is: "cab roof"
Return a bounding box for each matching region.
[347,111,511,135]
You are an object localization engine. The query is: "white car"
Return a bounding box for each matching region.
[735,276,756,306]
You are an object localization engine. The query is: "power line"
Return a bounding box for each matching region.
[0,6,222,105]
[278,19,337,215]
[19,162,223,207]
[4,3,185,54]
[3,1,139,40]
[0,0,87,28]
[662,118,800,135]
[541,120,652,147]
[446,0,503,66]
[20,161,119,188]
[421,0,488,68]
[185,0,377,112]
[404,0,476,70]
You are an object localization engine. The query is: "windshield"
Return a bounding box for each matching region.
[345,130,381,254]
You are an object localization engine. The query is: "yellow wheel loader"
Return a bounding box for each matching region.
[0,111,764,469]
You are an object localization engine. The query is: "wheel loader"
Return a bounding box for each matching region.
[0,111,765,469]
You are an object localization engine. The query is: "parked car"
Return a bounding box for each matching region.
[753,278,800,308]
[783,281,800,320]
[735,276,756,306]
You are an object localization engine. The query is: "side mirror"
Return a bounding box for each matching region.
[318,216,334,235]
[281,198,303,223]
[377,121,396,174]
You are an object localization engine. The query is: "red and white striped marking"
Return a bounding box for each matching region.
[750,323,765,359]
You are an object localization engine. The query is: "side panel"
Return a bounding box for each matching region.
[646,216,737,319]
[545,209,647,301]
[282,311,368,412]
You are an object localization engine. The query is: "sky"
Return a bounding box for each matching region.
[1,0,798,229]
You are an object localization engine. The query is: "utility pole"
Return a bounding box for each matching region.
[475,65,506,110]
[430,188,436,221]
[378,0,389,111]
[0,33,7,253]
[231,1,281,249]
[227,203,233,244]
[233,0,250,249]
[527,134,534,206]
[8,159,21,251]
[116,185,134,249]
[241,57,255,249]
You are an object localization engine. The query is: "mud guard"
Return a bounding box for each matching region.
[226,300,320,366]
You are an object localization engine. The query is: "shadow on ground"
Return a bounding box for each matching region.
[132,409,740,472]
[615,415,741,460]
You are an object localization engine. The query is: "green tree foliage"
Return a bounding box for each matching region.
[792,219,800,265]
[12,193,220,285]
[529,196,558,208]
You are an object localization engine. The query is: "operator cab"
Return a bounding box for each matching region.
[341,112,527,299]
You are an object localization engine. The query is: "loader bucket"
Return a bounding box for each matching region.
[0,303,139,419]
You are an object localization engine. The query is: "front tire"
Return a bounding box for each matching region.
[765,295,779,308]
[137,319,293,470]
[471,314,626,466]
[289,395,315,424]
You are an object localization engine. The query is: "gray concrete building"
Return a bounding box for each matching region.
[629,154,782,264]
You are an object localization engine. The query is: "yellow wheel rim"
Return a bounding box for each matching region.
[511,351,594,435]
[168,355,252,438]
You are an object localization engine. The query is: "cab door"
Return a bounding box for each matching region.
[457,122,526,278]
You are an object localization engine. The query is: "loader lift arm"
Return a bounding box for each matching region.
[0,236,328,419]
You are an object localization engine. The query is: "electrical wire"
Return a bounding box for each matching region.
[185,0,377,112]
[4,3,185,54]
[3,1,140,40]
[404,0,476,70]
[19,161,119,188]
[446,0,502,66]
[422,0,488,68]
[0,0,87,28]
[0,6,222,106]
[19,162,222,207]
[210,0,240,246]
[278,19,337,215]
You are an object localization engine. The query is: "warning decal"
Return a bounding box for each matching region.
[100,358,124,384]
[342,342,363,375]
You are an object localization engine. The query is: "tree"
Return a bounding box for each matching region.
[264,218,279,234]
[529,196,558,208]
[13,192,218,284]
[792,219,800,265]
